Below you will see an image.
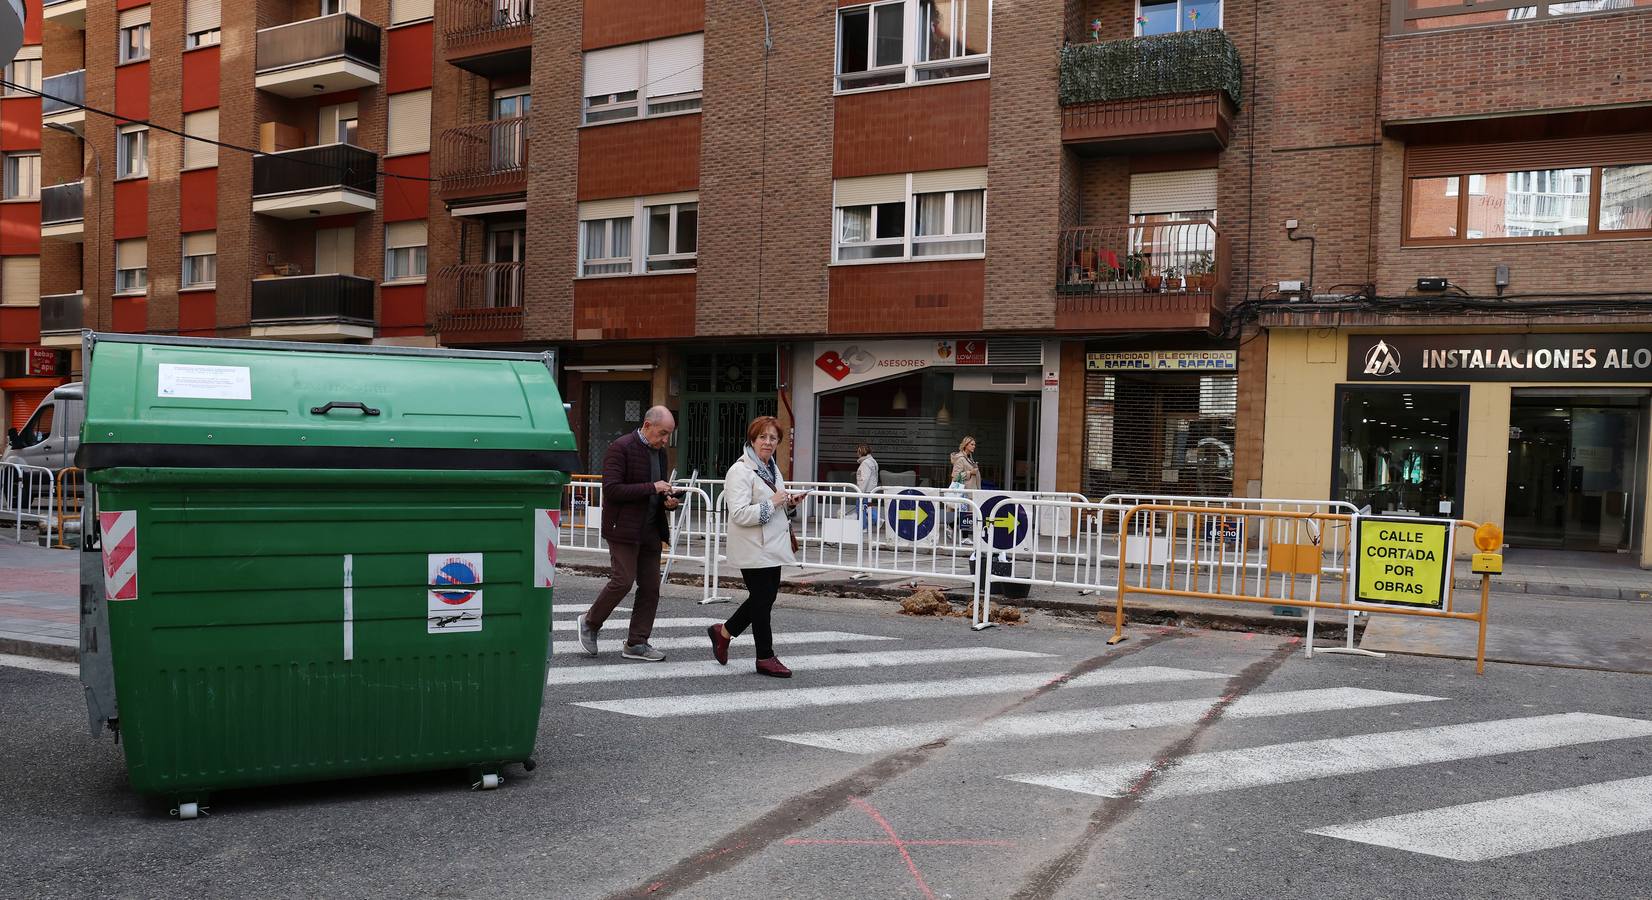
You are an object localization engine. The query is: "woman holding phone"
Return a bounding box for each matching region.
[707,416,804,677]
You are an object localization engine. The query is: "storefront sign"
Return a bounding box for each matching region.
[26,348,57,377]
[1348,333,1652,383]
[1086,350,1237,372]
[956,340,987,366]
[814,340,960,391]
[1353,515,1453,610]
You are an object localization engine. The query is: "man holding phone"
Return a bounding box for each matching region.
[576,406,681,661]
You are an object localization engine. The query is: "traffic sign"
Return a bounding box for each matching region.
[885,489,937,543]
[1353,516,1453,610]
[979,495,1031,551]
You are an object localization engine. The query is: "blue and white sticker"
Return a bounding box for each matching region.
[428,553,484,633]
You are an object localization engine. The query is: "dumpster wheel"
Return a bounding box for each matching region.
[171,801,207,821]
[470,766,503,790]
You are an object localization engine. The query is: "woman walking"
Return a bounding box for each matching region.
[950,436,982,490]
[707,416,803,677]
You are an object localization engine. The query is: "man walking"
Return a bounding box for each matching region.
[577,406,679,661]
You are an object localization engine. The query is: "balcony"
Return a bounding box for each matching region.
[433,263,524,343]
[39,293,84,348]
[1059,30,1241,154]
[41,70,85,127]
[251,274,375,340]
[442,0,532,77]
[42,0,85,29]
[255,14,382,99]
[40,182,84,242]
[252,144,378,219]
[1055,221,1230,332]
[437,117,529,206]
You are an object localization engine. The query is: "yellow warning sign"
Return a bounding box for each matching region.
[1354,516,1453,610]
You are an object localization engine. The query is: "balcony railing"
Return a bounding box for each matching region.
[251,274,375,324]
[256,14,381,74]
[1059,29,1242,109]
[434,262,525,335]
[39,292,84,334]
[444,0,532,47]
[40,182,84,226]
[437,117,529,196]
[1393,0,1652,34]
[253,144,378,198]
[41,69,84,116]
[1057,222,1226,297]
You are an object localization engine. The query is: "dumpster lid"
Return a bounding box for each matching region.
[78,333,579,472]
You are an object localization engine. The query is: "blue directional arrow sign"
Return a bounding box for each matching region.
[980,495,1031,551]
[885,489,937,542]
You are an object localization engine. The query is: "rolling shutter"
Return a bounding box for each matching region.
[182,231,215,256]
[184,0,220,35]
[9,390,50,431]
[182,109,218,169]
[315,227,355,275]
[834,174,907,207]
[645,34,703,98]
[116,239,147,269]
[583,44,642,99]
[118,6,151,28]
[385,220,426,248]
[1406,133,1652,177]
[578,198,635,221]
[389,0,434,24]
[1129,169,1219,216]
[1,256,38,306]
[912,167,987,194]
[386,91,430,156]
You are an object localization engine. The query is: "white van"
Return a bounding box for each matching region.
[4,382,83,471]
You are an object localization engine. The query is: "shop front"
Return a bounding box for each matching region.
[1081,346,1239,500]
[1263,329,1652,566]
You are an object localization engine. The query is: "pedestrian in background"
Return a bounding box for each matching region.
[576,406,680,662]
[707,416,803,678]
[855,442,880,526]
[950,436,981,490]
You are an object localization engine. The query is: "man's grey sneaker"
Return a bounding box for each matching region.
[576,613,599,657]
[621,643,666,662]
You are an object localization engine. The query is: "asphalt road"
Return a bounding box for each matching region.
[2,573,1650,899]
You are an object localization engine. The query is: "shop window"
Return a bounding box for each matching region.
[1333,386,1466,518]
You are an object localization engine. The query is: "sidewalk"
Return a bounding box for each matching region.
[0,539,78,661]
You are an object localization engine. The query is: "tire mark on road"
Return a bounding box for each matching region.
[1008,637,1300,900]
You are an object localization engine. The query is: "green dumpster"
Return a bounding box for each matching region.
[75,333,577,816]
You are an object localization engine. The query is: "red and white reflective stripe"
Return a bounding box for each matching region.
[534,508,560,588]
[99,511,139,601]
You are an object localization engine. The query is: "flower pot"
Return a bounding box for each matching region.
[1143,274,1163,292]
[1194,273,1216,291]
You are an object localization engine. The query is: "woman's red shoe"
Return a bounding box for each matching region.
[707,624,731,665]
[755,657,791,678]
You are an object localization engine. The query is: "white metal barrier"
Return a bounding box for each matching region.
[1,462,58,544]
[558,479,719,601]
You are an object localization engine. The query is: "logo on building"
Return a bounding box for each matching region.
[1363,340,1401,377]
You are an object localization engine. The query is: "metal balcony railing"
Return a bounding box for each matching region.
[251,274,375,323]
[1057,222,1227,297]
[41,69,84,116]
[434,262,525,334]
[256,13,381,74]
[1059,29,1243,109]
[40,182,84,226]
[444,0,533,47]
[436,117,529,190]
[39,292,84,333]
[252,144,378,198]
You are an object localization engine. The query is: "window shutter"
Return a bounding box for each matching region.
[645,33,703,98]
[1,256,39,307]
[185,0,220,35]
[386,220,426,247]
[834,174,907,207]
[1406,134,1652,177]
[118,6,151,28]
[117,239,147,269]
[640,191,698,208]
[1128,169,1219,215]
[389,0,434,24]
[12,45,39,61]
[315,227,356,275]
[182,109,218,169]
[583,44,643,98]
[386,91,431,156]
[182,231,215,256]
[911,167,988,194]
[578,198,636,220]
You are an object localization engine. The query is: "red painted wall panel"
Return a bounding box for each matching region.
[0,305,39,347]
[383,154,430,222]
[386,22,433,94]
[116,0,148,7]
[180,169,217,233]
[111,297,147,333]
[0,97,40,150]
[115,62,150,122]
[380,284,425,332]
[113,179,148,241]
[181,47,221,113]
[178,291,216,336]
[0,202,40,255]
[22,1,38,44]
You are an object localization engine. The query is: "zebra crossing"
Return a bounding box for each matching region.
[548,605,1652,863]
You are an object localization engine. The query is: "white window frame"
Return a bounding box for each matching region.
[833,173,987,264]
[383,223,428,283]
[581,36,704,126]
[580,217,635,276]
[3,152,39,201]
[1133,0,1222,37]
[911,188,985,257]
[578,194,699,276]
[120,22,152,64]
[644,201,698,272]
[181,235,217,289]
[3,54,40,95]
[835,0,992,94]
[117,125,148,179]
[186,28,222,49]
[834,201,908,262]
[115,240,148,295]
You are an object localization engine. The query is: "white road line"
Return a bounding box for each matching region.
[551,616,721,632]
[549,646,1054,686]
[550,630,896,657]
[1307,774,1652,861]
[572,666,1228,718]
[1007,713,1652,800]
[553,606,629,616]
[0,653,78,677]
[769,687,1446,754]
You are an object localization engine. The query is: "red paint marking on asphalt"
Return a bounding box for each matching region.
[850,797,937,900]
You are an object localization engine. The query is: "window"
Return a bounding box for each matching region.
[1135,0,1221,36]
[384,221,428,281]
[117,125,148,179]
[320,101,360,145]
[834,169,986,262]
[119,8,152,64]
[115,239,148,294]
[581,217,633,275]
[321,0,362,14]
[912,189,984,256]
[3,46,40,95]
[581,34,703,125]
[185,0,221,48]
[1600,164,1652,232]
[916,0,989,80]
[386,91,430,155]
[3,152,39,200]
[1405,154,1652,243]
[1333,386,1466,519]
[838,0,990,91]
[838,202,907,260]
[181,232,216,288]
[182,109,219,170]
[1443,173,1486,197]
[646,201,698,271]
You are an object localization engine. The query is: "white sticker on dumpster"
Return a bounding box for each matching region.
[156,363,252,400]
[98,511,138,601]
[428,553,484,633]
[428,552,484,588]
[534,509,560,589]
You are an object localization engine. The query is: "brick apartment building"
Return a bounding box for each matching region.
[0,0,1649,563]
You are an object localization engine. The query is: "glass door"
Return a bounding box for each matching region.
[490,90,530,171]
[485,223,525,308]
[1007,394,1039,492]
[1506,398,1643,551]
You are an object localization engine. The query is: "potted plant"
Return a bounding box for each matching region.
[1133,253,1159,291]
[1188,251,1216,291]
[1162,264,1183,292]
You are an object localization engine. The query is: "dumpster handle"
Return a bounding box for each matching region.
[310,401,381,417]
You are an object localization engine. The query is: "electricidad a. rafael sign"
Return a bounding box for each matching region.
[1352,514,1454,610]
[1348,333,1652,382]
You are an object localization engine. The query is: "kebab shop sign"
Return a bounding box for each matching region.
[1353,515,1454,610]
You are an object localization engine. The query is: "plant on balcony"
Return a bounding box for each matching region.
[1162,264,1184,292]
[1188,250,1216,291]
[1059,29,1243,109]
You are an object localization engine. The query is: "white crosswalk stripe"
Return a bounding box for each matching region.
[551,616,720,632]
[553,606,627,616]
[768,687,1445,754]
[1006,712,1652,800]
[571,665,1228,718]
[1307,774,1652,861]
[551,630,896,656]
[549,646,1053,686]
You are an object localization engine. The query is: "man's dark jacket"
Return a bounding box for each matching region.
[600,432,671,545]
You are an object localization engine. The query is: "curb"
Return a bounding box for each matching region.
[1451,577,1651,602]
[0,636,77,663]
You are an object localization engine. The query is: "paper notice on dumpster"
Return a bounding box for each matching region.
[428,590,483,633]
[534,509,560,589]
[156,363,252,400]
